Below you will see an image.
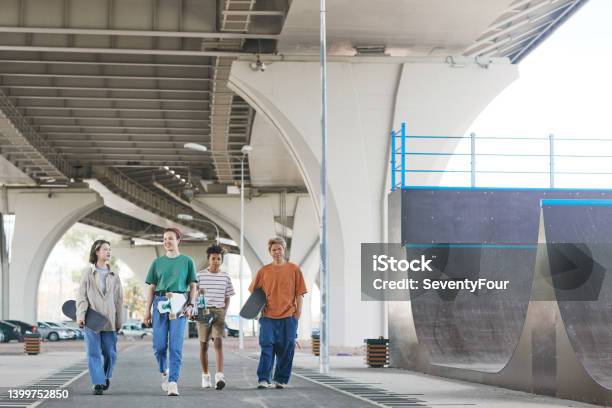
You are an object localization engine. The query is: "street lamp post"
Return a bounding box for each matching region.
[238,144,253,351]
[176,213,220,245]
[184,142,252,350]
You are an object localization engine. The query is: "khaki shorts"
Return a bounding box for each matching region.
[197,307,226,342]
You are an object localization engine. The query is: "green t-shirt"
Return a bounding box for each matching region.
[145,255,197,293]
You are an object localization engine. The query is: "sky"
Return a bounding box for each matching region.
[472,0,612,137]
[458,0,612,189]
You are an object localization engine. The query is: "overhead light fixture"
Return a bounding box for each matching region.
[177,213,194,221]
[184,142,208,153]
[163,166,170,171]
[249,55,266,72]
[241,145,253,155]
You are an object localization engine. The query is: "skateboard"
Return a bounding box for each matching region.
[157,292,188,320]
[62,300,109,332]
[240,287,266,319]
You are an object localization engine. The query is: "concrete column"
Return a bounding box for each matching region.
[229,59,518,346]
[193,195,277,274]
[290,196,319,339]
[9,190,102,323]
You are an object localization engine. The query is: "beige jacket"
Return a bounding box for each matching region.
[76,264,124,331]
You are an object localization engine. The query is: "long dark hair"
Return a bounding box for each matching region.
[89,239,111,265]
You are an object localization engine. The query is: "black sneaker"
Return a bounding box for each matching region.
[93,385,104,395]
[102,379,110,390]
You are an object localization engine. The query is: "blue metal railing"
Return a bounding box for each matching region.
[390,121,612,192]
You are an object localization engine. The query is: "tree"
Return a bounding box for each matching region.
[124,278,146,320]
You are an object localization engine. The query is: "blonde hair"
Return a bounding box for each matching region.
[267,237,287,252]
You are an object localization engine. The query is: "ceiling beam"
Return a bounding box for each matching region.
[8,95,208,102]
[3,85,209,93]
[18,106,209,113]
[0,26,279,40]
[0,73,209,81]
[27,116,211,122]
[0,46,262,57]
[35,125,209,130]
[0,59,210,68]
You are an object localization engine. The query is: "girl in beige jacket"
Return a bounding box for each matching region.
[76,239,124,395]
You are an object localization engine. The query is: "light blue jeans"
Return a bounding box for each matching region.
[84,327,117,385]
[152,295,187,382]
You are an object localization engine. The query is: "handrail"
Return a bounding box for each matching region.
[390,121,612,191]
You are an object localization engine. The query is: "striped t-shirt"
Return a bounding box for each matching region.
[197,269,235,308]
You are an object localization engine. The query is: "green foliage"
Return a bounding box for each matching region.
[124,278,146,319]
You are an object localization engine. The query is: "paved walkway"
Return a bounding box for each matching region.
[39,341,375,408]
[0,338,602,407]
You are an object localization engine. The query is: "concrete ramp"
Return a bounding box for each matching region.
[543,200,612,391]
[388,189,612,406]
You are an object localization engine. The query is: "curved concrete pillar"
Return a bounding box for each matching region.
[192,196,277,274]
[191,197,268,276]
[9,190,102,323]
[291,196,319,340]
[111,242,159,283]
[229,59,518,346]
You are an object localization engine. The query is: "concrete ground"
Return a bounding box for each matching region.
[0,337,604,407]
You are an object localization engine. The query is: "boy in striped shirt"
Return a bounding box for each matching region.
[197,245,235,390]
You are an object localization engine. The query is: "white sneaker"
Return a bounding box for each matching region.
[161,372,169,392]
[167,381,179,396]
[215,372,226,390]
[274,381,286,389]
[202,373,212,388]
[257,381,271,389]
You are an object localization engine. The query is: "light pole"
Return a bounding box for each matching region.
[238,144,253,350]
[184,142,252,350]
[320,0,330,374]
[176,213,220,245]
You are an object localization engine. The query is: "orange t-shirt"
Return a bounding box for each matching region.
[248,262,308,319]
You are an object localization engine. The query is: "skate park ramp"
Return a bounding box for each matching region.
[389,188,612,381]
[396,189,541,372]
[543,199,612,390]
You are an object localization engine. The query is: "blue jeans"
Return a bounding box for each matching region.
[84,328,117,385]
[152,295,187,382]
[257,316,298,384]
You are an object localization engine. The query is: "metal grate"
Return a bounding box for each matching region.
[0,360,87,407]
[293,367,430,407]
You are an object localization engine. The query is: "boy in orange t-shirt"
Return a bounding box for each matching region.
[248,237,307,389]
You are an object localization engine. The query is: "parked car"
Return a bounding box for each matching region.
[0,320,23,342]
[44,322,77,340]
[188,320,198,338]
[60,321,84,340]
[225,315,240,337]
[4,320,38,337]
[118,323,149,338]
[37,321,73,341]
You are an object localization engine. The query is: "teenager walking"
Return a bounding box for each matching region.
[144,228,198,396]
[77,239,124,395]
